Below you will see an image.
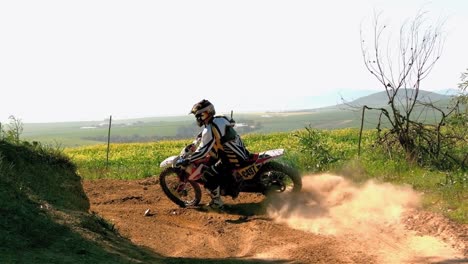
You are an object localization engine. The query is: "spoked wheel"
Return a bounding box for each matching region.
[257,161,302,195]
[159,167,202,207]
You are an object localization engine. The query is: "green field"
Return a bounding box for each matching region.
[20,108,387,147]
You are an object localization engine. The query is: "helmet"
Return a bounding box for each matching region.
[190,99,216,127]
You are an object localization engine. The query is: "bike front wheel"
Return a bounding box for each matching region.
[159,167,202,207]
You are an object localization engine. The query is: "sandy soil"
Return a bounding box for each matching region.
[83,174,467,264]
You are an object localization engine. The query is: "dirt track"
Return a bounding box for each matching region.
[83,174,467,264]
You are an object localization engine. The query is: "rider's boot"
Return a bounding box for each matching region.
[208,186,224,209]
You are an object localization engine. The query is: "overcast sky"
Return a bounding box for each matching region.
[1,0,467,123]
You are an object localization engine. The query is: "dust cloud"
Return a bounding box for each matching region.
[267,174,464,263]
[268,173,421,235]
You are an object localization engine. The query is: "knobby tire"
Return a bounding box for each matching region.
[159,167,202,207]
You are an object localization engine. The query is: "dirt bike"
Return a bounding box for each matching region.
[159,142,302,208]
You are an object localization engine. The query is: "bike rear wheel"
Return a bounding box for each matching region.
[159,167,202,207]
[257,161,302,195]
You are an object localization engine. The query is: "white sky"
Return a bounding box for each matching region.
[1,0,467,123]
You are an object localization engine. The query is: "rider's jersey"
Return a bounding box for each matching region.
[189,116,250,168]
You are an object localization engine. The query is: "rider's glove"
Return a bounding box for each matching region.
[175,158,190,167]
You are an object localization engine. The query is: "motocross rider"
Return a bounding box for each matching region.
[178,99,251,209]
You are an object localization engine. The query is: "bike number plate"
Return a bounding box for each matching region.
[237,164,259,180]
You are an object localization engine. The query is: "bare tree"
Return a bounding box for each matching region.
[359,10,466,169]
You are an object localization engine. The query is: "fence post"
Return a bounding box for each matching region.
[358,106,368,156]
[106,115,112,169]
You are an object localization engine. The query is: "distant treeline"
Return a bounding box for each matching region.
[82,134,187,143]
[82,120,262,143]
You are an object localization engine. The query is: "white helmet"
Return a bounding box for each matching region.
[189,99,216,127]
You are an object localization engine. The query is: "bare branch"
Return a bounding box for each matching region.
[360,9,465,169]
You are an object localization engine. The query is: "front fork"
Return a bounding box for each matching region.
[173,169,191,196]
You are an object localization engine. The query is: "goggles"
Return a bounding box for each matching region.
[195,113,204,123]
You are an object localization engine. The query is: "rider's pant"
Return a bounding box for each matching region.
[202,159,245,198]
[202,160,224,191]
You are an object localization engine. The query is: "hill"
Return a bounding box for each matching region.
[340,89,452,108]
[297,89,453,111]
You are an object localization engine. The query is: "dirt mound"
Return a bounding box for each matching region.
[83,174,467,263]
